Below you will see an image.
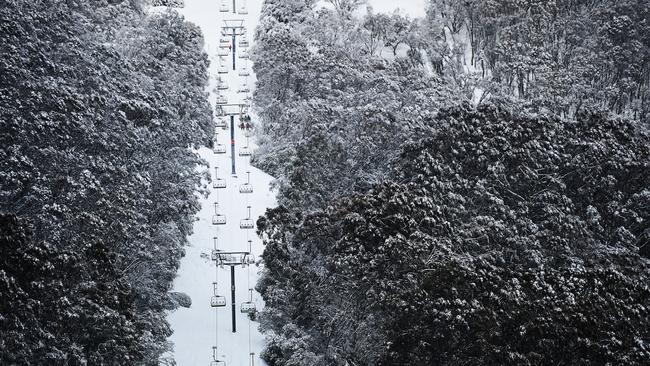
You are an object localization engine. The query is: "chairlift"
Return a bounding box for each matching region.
[238,51,249,59]
[212,214,226,225]
[213,167,226,188]
[217,79,228,90]
[215,117,227,128]
[238,5,248,15]
[240,218,254,229]
[238,68,250,77]
[217,49,229,57]
[219,3,229,12]
[239,183,253,193]
[213,177,226,188]
[216,95,228,105]
[240,302,256,313]
[211,346,226,366]
[238,146,251,156]
[212,203,226,225]
[211,282,226,307]
[241,252,255,267]
[237,84,250,94]
[238,38,249,48]
[240,206,254,229]
[213,142,227,154]
[211,296,227,307]
[239,171,253,193]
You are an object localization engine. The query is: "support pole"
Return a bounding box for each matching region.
[230,115,236,176]
[231,265,236,332]
[232,31,237,70]
[232,0,236,14]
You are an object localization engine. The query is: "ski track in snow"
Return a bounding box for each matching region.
[166,1,273,365]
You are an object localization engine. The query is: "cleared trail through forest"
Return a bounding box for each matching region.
[166,0,274,365]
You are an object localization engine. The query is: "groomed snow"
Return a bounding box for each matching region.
[165,0,274,365]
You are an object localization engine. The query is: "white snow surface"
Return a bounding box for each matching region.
[165,0,274,365]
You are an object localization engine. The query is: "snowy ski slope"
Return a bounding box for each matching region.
[167,1,273,365]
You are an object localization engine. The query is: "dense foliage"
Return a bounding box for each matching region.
[258,105,650,365]
[426,0,650,119]
[251,0,650,364]
[0,0,212,363]
[252,0,460,212]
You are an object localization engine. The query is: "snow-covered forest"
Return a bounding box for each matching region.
[0,0,648,365]
[253,0,650,365]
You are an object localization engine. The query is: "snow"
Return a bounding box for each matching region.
[163,0,275,365]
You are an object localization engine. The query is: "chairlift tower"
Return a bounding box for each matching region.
[221,19,246,70]
[211,240,256,333]
[212,103,250,176]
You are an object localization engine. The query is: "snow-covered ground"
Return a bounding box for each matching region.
[166,1,273,365]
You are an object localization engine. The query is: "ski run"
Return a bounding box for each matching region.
[167,0,272,365]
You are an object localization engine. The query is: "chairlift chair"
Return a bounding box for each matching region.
[238,146,251,156]
[240,206,254,229]
[239,183,253,193]
[213,143,227,154]
[219,3,229,12]
[240,301,256,314]
[238,51,249,59]
[212,214,226,225]
[213,167,226,188]
[217,48,229,57]
[238,5,248,15]
[212,203,226,225]
[211,296,227,307]
[215,117,227,128]
[241,252,255,267]
[238,68,250,77]
[240,218,254,229]
[217,65,228,74]
[216,95,228,105]
[238,38,249,48]
[213,134,227,153]
[237,85,250,94]
[211,345,227,366]
[216,77,228,90]
[239,172,253,193]
[213,177,226,188]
